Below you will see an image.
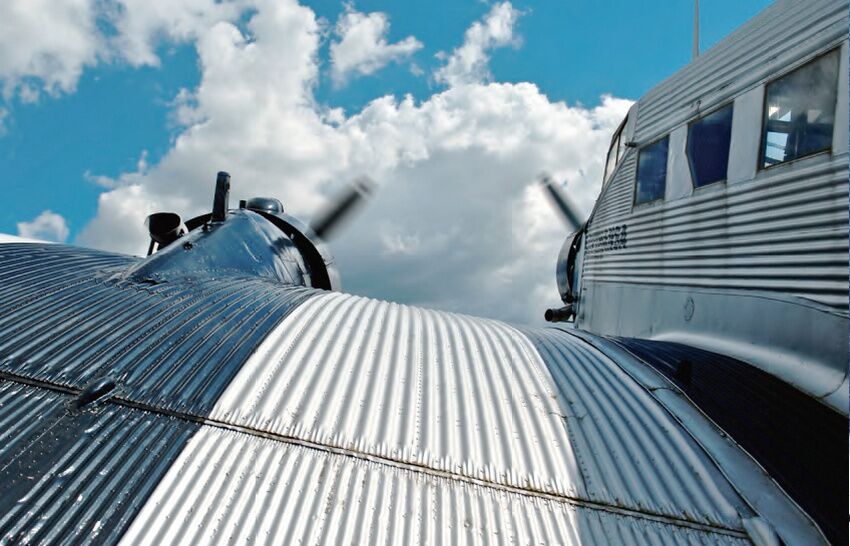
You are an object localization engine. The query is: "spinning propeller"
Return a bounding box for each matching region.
[308,177,375,240]
[538,173,582,232]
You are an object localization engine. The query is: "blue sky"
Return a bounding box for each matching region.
[1,0,770,240]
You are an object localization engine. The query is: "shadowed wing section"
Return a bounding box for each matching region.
[0,243,315,414]
[0,381,200,545]
[610,336,847,545]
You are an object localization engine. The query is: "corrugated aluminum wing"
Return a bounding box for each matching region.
[120,425,751,545]
[0,381,200,545]
[0,244,823,543]
[204,291,767,536]
[610,336,846,544]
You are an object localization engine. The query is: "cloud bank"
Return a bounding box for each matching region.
[0,0,631,325]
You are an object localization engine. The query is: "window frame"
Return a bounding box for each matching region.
[633,135,670,208]
[604,117,628,182]
[685,102,735,190]
[757,47,841,172]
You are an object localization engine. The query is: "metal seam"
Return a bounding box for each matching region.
[0,371,749,539]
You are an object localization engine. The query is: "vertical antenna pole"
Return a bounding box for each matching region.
[692,0,700,60]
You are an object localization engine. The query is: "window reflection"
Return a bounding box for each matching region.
[762,49,839,167]
[635,137,668,205]
[688,104,733,187]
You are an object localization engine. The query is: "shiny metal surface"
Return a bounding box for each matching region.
[586,154,849,310]
[610,336,846,545]
[201,290,812,540]
[0,242,824,543]
[0,380,200,545]
[127,209,312,287]
[586,0,849,308]
[120,425,751,546]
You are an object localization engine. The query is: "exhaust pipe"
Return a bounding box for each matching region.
[212,171,231,222]
[544,305,574,323]
[145,212,187,254]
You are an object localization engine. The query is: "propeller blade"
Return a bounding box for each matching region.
[309,177,375,239]
[539,173,583,231]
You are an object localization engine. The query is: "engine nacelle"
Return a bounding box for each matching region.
[135,171,341,291]
[546,224,584,322]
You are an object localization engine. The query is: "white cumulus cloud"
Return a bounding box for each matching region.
[433,2,521,87]
[330,6,423,86]
[0,0,245,101]
[17,210,70,242]
[0,0,101,100]
[331,89,631,321]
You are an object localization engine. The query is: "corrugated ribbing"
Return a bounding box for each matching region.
[210,291,581,494]
[120,426,751,546]
[584,154,849,312]
[207,291,750,532]
[0,380,200,545]
[520,328,749,528]
[0,244,791,543]
[0,243,315,415]
[592,151,637,225]
[583,0,849,314]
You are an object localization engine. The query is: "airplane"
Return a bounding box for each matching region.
[0,0,845,544]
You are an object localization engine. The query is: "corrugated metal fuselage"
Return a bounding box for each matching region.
[575,0,849,414]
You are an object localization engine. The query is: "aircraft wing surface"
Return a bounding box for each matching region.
[0,243,827,544]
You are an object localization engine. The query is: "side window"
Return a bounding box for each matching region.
[761,49,839,168]
[687,104,733,187]
[634,137,669,205]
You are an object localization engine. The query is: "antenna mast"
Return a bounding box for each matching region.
[692,0,700,59]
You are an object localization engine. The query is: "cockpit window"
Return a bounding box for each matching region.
[761,49,839,168]
[604,118,627,181]
[634,136,668,205]
[604,134,619,180]
[687,104,733,187]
